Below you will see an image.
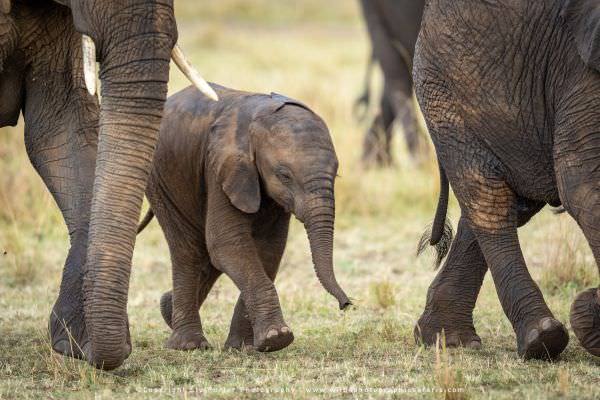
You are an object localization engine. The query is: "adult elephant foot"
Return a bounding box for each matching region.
[167,328,211,351]
[570,288,600,357]
[49,302,88,359]
[414,312,482,349]
[517,317,568,360]
[49,301,132,363]
[254,324,294,352]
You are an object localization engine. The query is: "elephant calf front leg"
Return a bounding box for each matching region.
[210,242,292,352]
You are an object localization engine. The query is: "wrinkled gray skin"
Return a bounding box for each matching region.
[142,85,352,352]
[0,0,179,370]
[415,0,600,361]
[354,0,426,167]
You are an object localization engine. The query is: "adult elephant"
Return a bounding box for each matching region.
[414,0,600,360]
[0,0,215,370]
[355,0,426,167]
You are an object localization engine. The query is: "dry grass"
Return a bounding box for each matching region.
[1,1,600,399]
[538,216,596,295]
[435,333,467,400]
[371,280,396,310]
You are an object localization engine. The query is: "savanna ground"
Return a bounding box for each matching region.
[1,1,600,399]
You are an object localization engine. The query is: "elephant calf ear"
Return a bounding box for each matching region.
[564,0,600,71]
[218,154,261,214]
[0,0,10,14]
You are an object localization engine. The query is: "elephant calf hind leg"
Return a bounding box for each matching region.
[165,244,220,351]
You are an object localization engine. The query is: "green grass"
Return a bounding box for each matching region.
[1,1,600,398]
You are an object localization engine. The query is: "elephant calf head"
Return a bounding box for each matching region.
[206,90,351,310]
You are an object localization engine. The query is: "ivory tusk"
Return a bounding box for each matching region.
[171,44,218,101]
[81,35,97,96]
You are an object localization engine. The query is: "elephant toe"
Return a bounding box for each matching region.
[167,329,211,351]
[414,316,481,349]
[520,317,568,361]
[255,325,294,352]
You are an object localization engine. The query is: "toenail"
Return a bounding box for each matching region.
[541,318,553,331]
[528,329,539,343]
[266,329,278,339]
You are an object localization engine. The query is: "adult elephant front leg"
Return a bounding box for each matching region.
[555,101,600,358]
[18,26,100,358]
[30,104,98,358]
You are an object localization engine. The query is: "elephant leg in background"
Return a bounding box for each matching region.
[555,116,600,357]
[225,208,290,350]
[447,152,568,360]
[207,186,292,352]
[415,217,487,348]
[415,203,544,348]
[393,90,425,164]
[361,89,395,168]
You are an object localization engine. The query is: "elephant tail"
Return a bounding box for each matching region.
[417,163,454,268]
[137,209,155,234]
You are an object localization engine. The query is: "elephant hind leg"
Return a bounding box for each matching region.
[164,247,220,351]
[415,216,486,349]
[149,194,221,351]
[446,152,567,360]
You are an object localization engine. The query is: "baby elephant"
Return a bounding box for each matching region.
[139,84,352,352]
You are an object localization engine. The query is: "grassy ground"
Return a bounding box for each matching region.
[1,1,600,399]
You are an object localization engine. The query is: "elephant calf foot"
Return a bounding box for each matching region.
[224,325,254,351]
[224,333,254,351]
[570,288,600,357]
[254,324,294,352]
[414,314,482,349]
[518,317,569,360]
[167,327,211,351]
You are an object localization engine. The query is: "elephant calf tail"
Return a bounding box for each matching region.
[137,209,155,234]
[417,163,453,269]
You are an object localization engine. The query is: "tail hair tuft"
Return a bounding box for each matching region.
[416,218,454,269]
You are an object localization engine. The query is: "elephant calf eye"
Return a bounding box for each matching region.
[276,169,293,185]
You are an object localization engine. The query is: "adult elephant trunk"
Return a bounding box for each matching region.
[304,192,352,311]
[81,32,173,370]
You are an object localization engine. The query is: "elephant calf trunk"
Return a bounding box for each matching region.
[305,198,352,310]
